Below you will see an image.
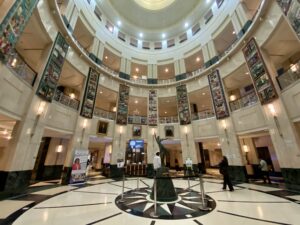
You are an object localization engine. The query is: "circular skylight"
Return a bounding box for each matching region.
[134,0,176,10]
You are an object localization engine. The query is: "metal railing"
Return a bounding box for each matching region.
[128,115,148,125]
[159,116,179,124]
[5,50,37,86]
[53,89,80,110]
[94,107,116,120]
[191,110,215,121]
[277,61,300,90]
[229,90,258,112]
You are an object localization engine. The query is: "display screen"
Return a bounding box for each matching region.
[129,139,144,149]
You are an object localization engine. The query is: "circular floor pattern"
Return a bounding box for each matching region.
[115,187,216,219]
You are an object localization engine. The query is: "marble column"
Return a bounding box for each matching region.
[231,11,243,37]
[97,41,105,61]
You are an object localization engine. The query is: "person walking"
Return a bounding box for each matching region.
[153,152,161,175]
[259,158,271,184]
[219,156,234,191]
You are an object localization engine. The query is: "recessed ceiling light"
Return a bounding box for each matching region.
[196,57,200,62]
[232,31,236,34]
[202,92,206,95]
[135,68,139,72]
[99,91,103,94]
[164,111,167,114]
[166,100,170,103]
[135,100,138,104]
[117,20,122,26]
[165,68,169,73]
[108,26,113,32]
[162,33,166,38]
[133,75,138,79]
[206,0,211,3]
[245,72,249,75]
[184,22,189,28]
[105,56,108,59]
[139,33,143,38]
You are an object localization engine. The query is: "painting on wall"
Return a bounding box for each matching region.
[176,84,191,125]
[165,125,174,137]
[97,121,108,135]
[242,38,277,104]
[80,68,100,118]
[132,125,142,137]
[116,84,130,125]
[208,70,230,119]
[36,32,69,102]
[148,89,158,126]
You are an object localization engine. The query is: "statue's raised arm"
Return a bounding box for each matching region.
[154,133,169,167]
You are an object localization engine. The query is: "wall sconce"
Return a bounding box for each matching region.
[31,101,46,137]
[268,104,283,138]
[112,106,117,112]
[184,126,189,148]
[242,139,249,164]
[222,120,230,145]
[55,139,63,165]
[80,119,88,145]
[119,126,123,147]
[290,63,299,73]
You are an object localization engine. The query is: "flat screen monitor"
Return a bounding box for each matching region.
[129,139,144,149]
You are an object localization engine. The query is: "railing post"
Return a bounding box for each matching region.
[118,170,125,203]
[198,175,210,211]
[150,175,159,218]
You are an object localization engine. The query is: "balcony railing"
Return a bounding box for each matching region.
[159,116,179,124]
[53,89,80,110]
[229,91,258,112]
[191,110,215,121]
[277,61,300,90]
[94,107,116,120]
[6,50,37,86]
[128,115,148,125]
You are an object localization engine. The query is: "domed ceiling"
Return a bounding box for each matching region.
[97,0,212,41]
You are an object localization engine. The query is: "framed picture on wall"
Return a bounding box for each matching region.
[97,121,108,135]
[165,125,174,137]
[132,125,142,137]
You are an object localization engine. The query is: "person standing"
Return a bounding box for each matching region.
[153,152,161,175]
[259,158,271,184]
[219,156,234,191]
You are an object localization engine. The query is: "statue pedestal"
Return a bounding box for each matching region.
[150,167,178,202]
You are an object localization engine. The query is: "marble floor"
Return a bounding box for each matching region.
[1,176,300,225]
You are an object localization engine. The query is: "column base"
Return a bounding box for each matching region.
[42,165,64,180]
[281,168,300,191]
[60,167,72,185]
[228,166,248,182]
[0,170,32,196]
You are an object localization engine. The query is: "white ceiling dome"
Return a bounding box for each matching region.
[134,0,176,11]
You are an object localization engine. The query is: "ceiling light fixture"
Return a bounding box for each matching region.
[99,91,103,94]
[232,31,236,34]
[108,26,113,32]
[165,68,169,73]
[70,93,75,99]
[162,33,166,38]
[135,100,138,104]
[105,56,108,59]
[202,92,206,95]
[139,33,143,38]
[135,68,139,72]
[206,0,211,3]
[164,111,167,114]
[184,22,189,28]
[196,57,200,62]
[117,20,122,26]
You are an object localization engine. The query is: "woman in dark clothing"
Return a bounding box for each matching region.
[219,156,234,191]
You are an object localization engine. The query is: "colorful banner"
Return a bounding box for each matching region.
[148,90,158,126]
[0,0,38,62]
[80,68,100,118]
[116,84,130,125]
[242,38,277,104]
[277,0,300,39]
[36,33,69,102]
[69,149,89,184]
[176,84,191,125]
[208,70,230,119]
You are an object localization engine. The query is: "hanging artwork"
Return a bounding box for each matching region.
[277,0,300,39]
[0,0,39,62]
[242,38,277,104]
[80,68,100,118]
[36,32,69,102]
[208,70,230,119]
[116,84,130,125]
[148,90,158,126]
[176,84,191,125]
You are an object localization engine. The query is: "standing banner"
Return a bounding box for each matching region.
[0,0,39,62]
[148,89,158,126]
[80,68,100,118]
[208,70,230,119]
[276,0,300,39]
[69,149,89,184]
[242,38,277,104]
[36,33,69,102]
[116,84,130,125]
[176,84,191,125]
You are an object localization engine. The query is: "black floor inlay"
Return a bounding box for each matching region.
[34,202,112,209]
[86,212,122,225]
[218,210,292,225]
[217,200,290,203]
[193,219,203,225]
[150,220,156,225]
[73,190,118,195]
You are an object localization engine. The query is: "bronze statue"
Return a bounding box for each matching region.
[154,133,169,167]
